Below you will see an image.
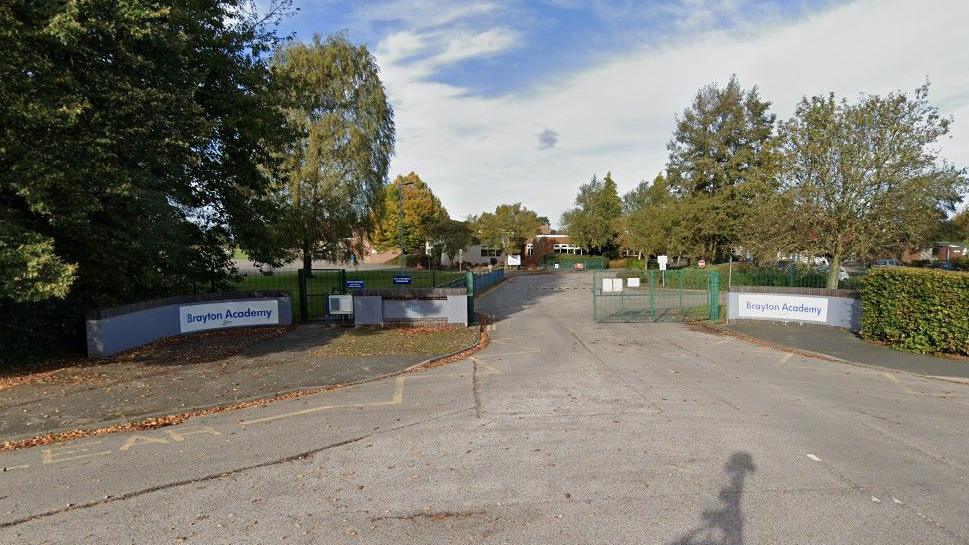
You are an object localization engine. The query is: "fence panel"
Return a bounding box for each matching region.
[592,269,717,323]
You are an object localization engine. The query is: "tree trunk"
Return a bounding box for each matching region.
[302,237,313,277]
[826,253,842,289]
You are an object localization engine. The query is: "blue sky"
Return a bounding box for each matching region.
[266,0,969,223]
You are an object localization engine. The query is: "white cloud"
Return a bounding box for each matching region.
[377,0,969,224]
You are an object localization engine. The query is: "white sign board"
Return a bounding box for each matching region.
[627,277,640,287]
[507,254,522,266]
[737,294,828,323]
[658,255,668,271]
[602,278,624,293]
[179,300,279,333]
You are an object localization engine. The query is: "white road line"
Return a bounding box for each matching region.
[806,453,821,462]
[2,464,31,472]
[778,353,794,364]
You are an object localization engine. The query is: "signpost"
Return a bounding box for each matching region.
[698,259,706,269]
[657,255,668,271]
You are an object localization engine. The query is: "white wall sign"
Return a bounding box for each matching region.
[737,294,828,323]
[611,278,623,292]
[179,300,279,333]
[658,255,668,271]
[627,277,640,287]
[507,254,522,266]
[602,278,614,293]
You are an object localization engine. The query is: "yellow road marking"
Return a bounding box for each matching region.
[42,441,111,464]
[882,372,917,394]
[476,349,543,358]
[239,377,407,426]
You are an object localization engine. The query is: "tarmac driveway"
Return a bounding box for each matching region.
[0,272,967,544]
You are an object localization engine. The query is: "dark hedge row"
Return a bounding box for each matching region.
[861,267,969,356]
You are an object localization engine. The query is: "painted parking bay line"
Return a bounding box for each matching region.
[238,377,406,426]
[236,365,497,427]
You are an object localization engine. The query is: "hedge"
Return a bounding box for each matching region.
[543,254,608,268]
[860,267,969,356]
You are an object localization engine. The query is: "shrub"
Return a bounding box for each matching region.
[861,267,969,356]
[543,254,608,268]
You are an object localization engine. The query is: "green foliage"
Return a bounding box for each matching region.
[861,267,969,355]
[616,175,694,259]
[560,172,623,252]
[472,203,543,259]
[0,218,76,302]
[666,75,779,261]
[0,0,291,362]
[428,218,473,263]
[370,173,449,254]
[542,254,608,269]
[744,84,968,288]
[268,34,395,271]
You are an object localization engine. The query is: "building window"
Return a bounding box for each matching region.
[525,243,533,256]
[480,248,503,257]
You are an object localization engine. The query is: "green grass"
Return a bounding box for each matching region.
[312,326,479,356]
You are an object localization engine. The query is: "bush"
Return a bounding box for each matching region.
[542,254,608,268]
[861,267,969,355]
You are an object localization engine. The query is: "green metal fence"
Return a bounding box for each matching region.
[592,269,720,323]
[543,255,608,270]
[235,268,466,321]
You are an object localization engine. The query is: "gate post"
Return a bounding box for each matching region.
[466,270,475,324]
[648,270,656,319]
[298,268,308,323]
[708,271,720,321]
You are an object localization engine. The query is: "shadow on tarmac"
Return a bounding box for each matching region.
[670,452,756,545]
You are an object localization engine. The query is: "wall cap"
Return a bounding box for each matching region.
[729,286,859,298]
[87,291,291,320]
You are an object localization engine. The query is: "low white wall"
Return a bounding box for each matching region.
[727,286,861,331]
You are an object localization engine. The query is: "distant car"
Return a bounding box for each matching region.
[932,261,956,271]
[873,259,900,267]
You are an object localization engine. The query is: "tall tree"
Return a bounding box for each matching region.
[623,173,667,214]
[560,172,623,253]
[616,175,692,260]
[472,203,543,261]
[428,219,473,266]
[268,34,395,274]
[370,173,449,255]
[0,0,291,359]
[666,75,779,261]
[746,85,967,287]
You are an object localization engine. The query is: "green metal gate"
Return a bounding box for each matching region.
[592,269,720,323]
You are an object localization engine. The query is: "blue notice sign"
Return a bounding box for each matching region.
[345,280,365,289]
[392,275,412,285]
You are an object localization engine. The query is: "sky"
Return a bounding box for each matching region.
[264,0,969,225]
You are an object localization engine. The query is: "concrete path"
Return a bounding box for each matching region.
[1,273,967,544]
[722,322,969,380]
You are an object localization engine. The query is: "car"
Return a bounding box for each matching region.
[873,259,900,267]
[932,261,956,271]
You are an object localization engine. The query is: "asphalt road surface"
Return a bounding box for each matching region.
[1,273,967,544]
